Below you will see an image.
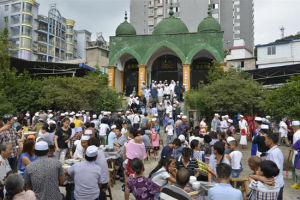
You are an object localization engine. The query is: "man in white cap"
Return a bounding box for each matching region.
[24,141,65,200]
[278,117,290,146]
[251,117,263,156]
[211,114,220,132]
[108,125,117,148]
[238,115,249,150]
[91,114,100,133]
[157,85,164,103]
[66,145,102,200]
[220,116,228,133]
[47,113,56,125]
[73,135,90,160]
[252,124,269,158]
[178,116,188,136]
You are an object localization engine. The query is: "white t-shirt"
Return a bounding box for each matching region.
[132,114,140,124]
[166,105,173,118]
[200,121,207,132]
[151,167,170,187]
[0,155,11,184]
[166,125,174,136]
[99,123,110,136]
[229,150,243,170]
[239,119,248,134]
[279,121,288,137]
[158,88,164,97]
[121,128,128,136]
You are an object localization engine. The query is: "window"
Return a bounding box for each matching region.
[175,7,180,12]
[23,2,32,13]
[21,25,32,36]
[101,51,109,58]
[234,0,240,5]
[236,7,240,12]
[234,29,240,34]
[20,37,31,48]
[5,5,9,11]
[236,14,240,19]
[212,13,219,19]
[234,22,240,27]
[212,4,219,9]
[22,14,32,24]
[4,16,8,23]
[12,3,21,12]
[267,46,276,55]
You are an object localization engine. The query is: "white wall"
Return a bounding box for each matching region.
[115,69,121,92]
[257,43,291,61]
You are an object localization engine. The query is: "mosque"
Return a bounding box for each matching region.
[108,5,224,96]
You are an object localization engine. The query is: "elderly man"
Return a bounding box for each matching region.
[160,168,192,200]
[66,145,102,200]
[211,114,220,132]
[178,116,188,136]
[0,143,12,185]
[24,141,65,200]
[0,114,19,170]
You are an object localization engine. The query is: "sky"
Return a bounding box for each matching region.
[36,0,300,45]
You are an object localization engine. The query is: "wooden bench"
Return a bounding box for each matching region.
[231,177,248,197]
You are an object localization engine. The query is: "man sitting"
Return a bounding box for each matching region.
[208,163,243,200]
[160,168,192,200]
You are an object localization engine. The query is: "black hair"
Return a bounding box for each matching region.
[130,158,143,175]
[260,160,280,178]
[41,123,49,132]
[2,114,13,124]
[190,139,200,150]
[129,127,139,138]
[90,123,95,128]
[216,163,232,179]
[48,145,55,150]
[218,132,225,140]
[61,117,70,124]
[34,149,49,157]
[266,133,279,144]
[255,120,263,125]
[227,130,233,137]
[85,155,97,162]
[16,126,22,132]
[88,137,100,147]
[204,135,212,143]
[144,112,148,117]
[209,131,218,139]
[49,123,57,132]
[102,118,108,124]
[85,122,91,128]
[260,128,270,135]
[70,122,75,129]
[214,141,225,155]
[181,147,193,157]
[176,168,190,187]
[149,156,175,178]
[172,138,182,147]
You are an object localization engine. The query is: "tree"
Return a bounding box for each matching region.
[186,68,264,116]
[261,76,300,120]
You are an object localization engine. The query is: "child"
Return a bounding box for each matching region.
[229,140,243,178]
[165,121,174,143]
[125,158,160,200]
[161,138,181,158]
[239,128,247,150]
[151,119,160,158]
[290,138,300,190]
[48,145,56,158]
[248,160,280,200]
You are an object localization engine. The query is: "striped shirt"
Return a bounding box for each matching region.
[176,156,199,176]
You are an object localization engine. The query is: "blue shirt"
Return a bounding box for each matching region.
[208,183,243,200]
[161,145,173,158]
[151,89,158,98]
[172,145,184,159]
[108,131,116,148]
[251,127,260,156]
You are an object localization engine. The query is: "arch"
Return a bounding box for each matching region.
[109,48,142,66]
[142,41,186,65]
[185,44,223,64]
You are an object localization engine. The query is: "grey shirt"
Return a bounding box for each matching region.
[95,150,109,184]
[24,156,64,200]
[68,161,102,200]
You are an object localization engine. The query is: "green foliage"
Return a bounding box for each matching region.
[0,90,15,117]
[186,69,264,116]
[260,76,300,120]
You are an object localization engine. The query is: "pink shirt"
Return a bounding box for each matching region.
[126,139,147,160]
[13,190,36,200]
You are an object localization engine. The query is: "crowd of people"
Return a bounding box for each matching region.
[0,98,299,200]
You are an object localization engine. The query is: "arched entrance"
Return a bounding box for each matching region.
[151,55,182,83]
[190,50,215,88]
[124,59,139,96]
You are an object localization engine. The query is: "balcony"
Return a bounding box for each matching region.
[11,3,21,13]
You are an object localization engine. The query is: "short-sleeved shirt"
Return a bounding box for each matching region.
[73,119,83,128]
[208,154,230,182]
[229,151,242,170]
[160,185,192,200]
[266,146,284,187]
[55,127,71,149]
[108,131,116,148]
[208,183,243,200]
[38,131,55,145]
[95,150,109,184]
[151,167,170,187]
[161,145,173,158]
[116,135,127,147]
[24,156,64,200]
[0,155,11,184]
[0,128,18,158]
[68,161,102,200]
[176,156,199,176]
[127,175,160,200]
[99,123,110,136]
[142,135,150,149]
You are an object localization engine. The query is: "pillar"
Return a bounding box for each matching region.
[182,64,190,91]
[108,66,116,89]
[121,71,124,92]
[138,64,146,96]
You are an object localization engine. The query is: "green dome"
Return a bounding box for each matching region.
[153,17,189,35]
[198,16,221,32]
[116,12,136,36]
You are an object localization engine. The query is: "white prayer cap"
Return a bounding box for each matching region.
[239,115,244,118]
[151,118,157,122]
[86,145,98,157]
[177,115,180,118]
[75,113,80,117]
[103,112,108,115]
[159,102,163,105]
[86,112,90,114]
[255,117,262,121]
[136,97,139,99]
[48,114,53,118]
[222,116,225,119]
[25,113,30,117]
[101,111,104,114]
[266,115,271,119]
[174,94,177,97]
[13,117,17,120]
[154,113,158,117]
[35,113,39,117]
[214,113,219,117]
[61,113,65,117]
[70,111,75,115]
[38,118,44,122]
[92,114,97,119]
[178,135,185,142]
[85,130,93,135]
[35,141,48,151]
[292,121,300,126]
[182,116,187,119]
[261,124,269,130]
[107,112,111,114]
[228,119,233,123]
[111,125,116,129]
[130,94,133,97]
[225,115,229,118]
[78,114,82,117]
[82,110,85,113]
[226,136,235,144]
[126,111,130,114]
[81,135,90,141]
[65,112,69,115]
